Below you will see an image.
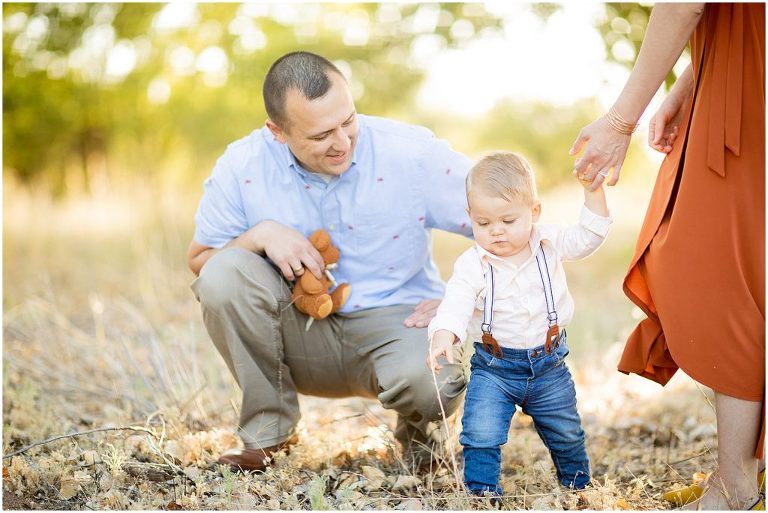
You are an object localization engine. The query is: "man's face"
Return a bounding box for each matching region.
[268,72,358,175]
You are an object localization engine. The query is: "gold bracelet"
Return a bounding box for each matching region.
[604,106,638,135]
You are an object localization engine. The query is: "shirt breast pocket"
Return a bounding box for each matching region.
[352,210,424,273]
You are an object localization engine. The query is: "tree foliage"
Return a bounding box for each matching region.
[594,3,681,89]
[3,3,655,196]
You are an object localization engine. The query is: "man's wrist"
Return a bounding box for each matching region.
[248,220,273,255]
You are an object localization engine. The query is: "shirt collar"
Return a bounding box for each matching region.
[281,137,360,179]
[474,224,552,266]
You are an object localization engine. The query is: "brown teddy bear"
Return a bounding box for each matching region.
[292,229,351,320]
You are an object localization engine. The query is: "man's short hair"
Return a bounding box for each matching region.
[466,152,539,206]
[263,51,344,131]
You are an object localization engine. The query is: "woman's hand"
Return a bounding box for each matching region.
[569,117,632,191]
[648,98,682,153]
[648,67,693,153]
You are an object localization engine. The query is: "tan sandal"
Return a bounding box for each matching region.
[664,473,709,507]
[665,470,766,507]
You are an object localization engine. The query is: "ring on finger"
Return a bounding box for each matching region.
[598,169,609,178]
[292,266,303,272]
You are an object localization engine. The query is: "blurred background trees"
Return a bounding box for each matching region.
[3,3,660,197]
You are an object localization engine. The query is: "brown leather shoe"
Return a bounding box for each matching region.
[218,434,298,472]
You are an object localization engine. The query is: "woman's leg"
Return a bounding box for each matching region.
[685,392,762,510]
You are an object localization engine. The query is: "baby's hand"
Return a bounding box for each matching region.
[426,330,456,372]
[576,170,604,188]
[577,174,592,187]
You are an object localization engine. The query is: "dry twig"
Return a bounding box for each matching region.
[3,426,158,459]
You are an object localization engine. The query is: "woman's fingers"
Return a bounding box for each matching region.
[569,130,588,156]
[606,164,622,186]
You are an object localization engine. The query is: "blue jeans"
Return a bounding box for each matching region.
[460,334,590,494]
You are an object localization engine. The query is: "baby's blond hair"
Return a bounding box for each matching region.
[466,152,538,206]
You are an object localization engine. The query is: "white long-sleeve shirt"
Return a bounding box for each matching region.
[428,205,612,349]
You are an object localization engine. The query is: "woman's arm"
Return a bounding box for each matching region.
[612,3,704,123]
[648,64,694,153]
[570,3,705,189]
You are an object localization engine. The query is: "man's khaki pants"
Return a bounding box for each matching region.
[192,248,466,458]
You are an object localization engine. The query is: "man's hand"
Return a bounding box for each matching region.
[256,221,325,281]
[403,299,441,328]
[426,329,456,372]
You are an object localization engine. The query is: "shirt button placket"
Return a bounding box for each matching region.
[321,190,340,236]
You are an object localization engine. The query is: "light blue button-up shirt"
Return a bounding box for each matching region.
[194,114,474,313]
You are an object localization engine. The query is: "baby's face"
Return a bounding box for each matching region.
[467,189,540,258]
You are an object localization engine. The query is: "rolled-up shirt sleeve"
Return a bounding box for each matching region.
[193,154,250,249]
[419,135,474,237]
[428,248,484,344]
[555,205,613,261]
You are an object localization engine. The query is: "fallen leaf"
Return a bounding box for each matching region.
[82,450,100,466]
[392,475,421,491]
[59,477,80,500]
[531,496,557,510]
[332,451,353,467]
[361,465,385,491]
[692,472,709,484]
[397,498,423,510]
[164,440,183,463]
[73,470,93,484]
[335,488,364,502]
[336,473,362,490]
[98,472,113,492]
[182,466,202,482]
[614,498,631,509]
[361,465,385,481]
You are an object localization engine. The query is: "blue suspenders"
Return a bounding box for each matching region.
[480,242,562,358]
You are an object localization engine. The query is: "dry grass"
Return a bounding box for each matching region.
[3,180,717,510]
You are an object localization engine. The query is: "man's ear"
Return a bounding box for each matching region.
[265,119,287,144]
[532,201,542,222]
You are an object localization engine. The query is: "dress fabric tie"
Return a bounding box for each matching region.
[706,4,744,176]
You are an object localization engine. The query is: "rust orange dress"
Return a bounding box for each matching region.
[618,3,766,457]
